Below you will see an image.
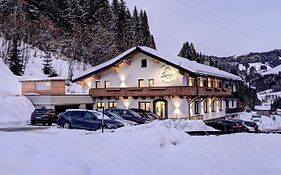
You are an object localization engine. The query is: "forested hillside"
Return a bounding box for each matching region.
[0,0,155,77]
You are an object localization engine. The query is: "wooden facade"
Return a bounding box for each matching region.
[89,86,232,98]
[21,80,65,96]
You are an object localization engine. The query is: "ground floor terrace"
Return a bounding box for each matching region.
[92,96,238,120]
[89,86,238,120]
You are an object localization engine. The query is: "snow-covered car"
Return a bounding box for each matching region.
[129,108,159,122]
[243,121,259,132]
[104,110,138,126]
[57,109,124,130]
[105,109,146,124]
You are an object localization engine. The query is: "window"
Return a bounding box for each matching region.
[70,111,84,118]
[204,100,208,113]
[84,111,97,119]
[139,102,151,111]
[95,81,100,88]
[97,102,104,108]
[194,101,200,114]
[219,100,223,111]
[219,82,222,88]
[211,100,216,112]
[141,59,147,67]
[203,80,208,87]
[188,77,194,86]
[104,81,110,88]
[36,82,51,91]
[108,102,117,108]
[138,79,144,87]
[148,79,154,87]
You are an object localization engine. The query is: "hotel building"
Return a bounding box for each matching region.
[72,46,242,120]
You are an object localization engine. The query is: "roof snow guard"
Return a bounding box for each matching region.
[72,46,242,82]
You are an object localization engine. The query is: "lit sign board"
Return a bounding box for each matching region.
[160,65,177,83]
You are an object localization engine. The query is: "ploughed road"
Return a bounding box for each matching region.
[0,126,50,132]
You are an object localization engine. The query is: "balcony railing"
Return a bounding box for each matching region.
[225,107,244,113]
[89,86,232,97]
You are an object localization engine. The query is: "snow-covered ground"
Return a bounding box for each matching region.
[1,123,281,175]
[262,64,281,75]
[239,112,281,131]
[238,62,272,73]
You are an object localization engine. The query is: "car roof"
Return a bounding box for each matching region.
[66,109,101,113]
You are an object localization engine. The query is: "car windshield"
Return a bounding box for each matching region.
[107,112,123,120]
[34,109,48,113]
[91,111,111,120]
[128,110,142,118]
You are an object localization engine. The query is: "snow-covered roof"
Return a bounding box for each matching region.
[19,76,66,82]
[72,46,242,82]
[254,105,271,111]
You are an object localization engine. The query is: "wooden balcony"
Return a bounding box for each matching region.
[89,86,232,97]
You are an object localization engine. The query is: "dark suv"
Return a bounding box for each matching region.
[31,108,53,126]
[57,109,124,130]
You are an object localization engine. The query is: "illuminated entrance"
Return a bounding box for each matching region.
[153,99,168,119]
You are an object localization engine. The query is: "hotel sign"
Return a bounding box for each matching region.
[160,65,177,83]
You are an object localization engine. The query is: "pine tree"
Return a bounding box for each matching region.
[131,6,140,46]
[9,38,24,76]
[42,52,57,77]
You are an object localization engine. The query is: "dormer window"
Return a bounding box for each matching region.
[141,59,147,68]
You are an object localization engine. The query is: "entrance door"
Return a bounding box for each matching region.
[153,99,168,119]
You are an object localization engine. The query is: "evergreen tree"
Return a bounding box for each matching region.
[9,38,24,76]
[131,6,140,46]
[42,52,57,77]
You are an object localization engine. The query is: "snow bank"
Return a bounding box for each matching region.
[1,125,281,175]
[0,96,34,125]
[117,119,217,133]
[0,59,20,97]
[0,54,34,124]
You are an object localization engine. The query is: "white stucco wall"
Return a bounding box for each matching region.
[82,53,186,91]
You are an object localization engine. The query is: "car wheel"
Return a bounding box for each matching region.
[47,121,52,126]
[31,121,35,125]
[63,122,71,129]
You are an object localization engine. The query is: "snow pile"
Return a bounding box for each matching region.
[0,58,34,124]
[0,59,20,96]
[0,96,34,125]
[1,125,281,175]
[117,119,217,133]
[66,82,84,94]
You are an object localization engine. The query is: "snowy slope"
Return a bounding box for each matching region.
[0,37,86,124]
[262,64,281,75]
[248,62,272,73]
[1,124,281,175]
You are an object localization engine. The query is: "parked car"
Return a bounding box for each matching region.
[205,118,248,133]
[105,108,146,124]
[104,110,138,126]
[130,108,159,122]
[31,108,53,126]
[57,109,124,130]
[243,121,259,132]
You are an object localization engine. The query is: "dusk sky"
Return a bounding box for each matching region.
[126,0,281,57]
